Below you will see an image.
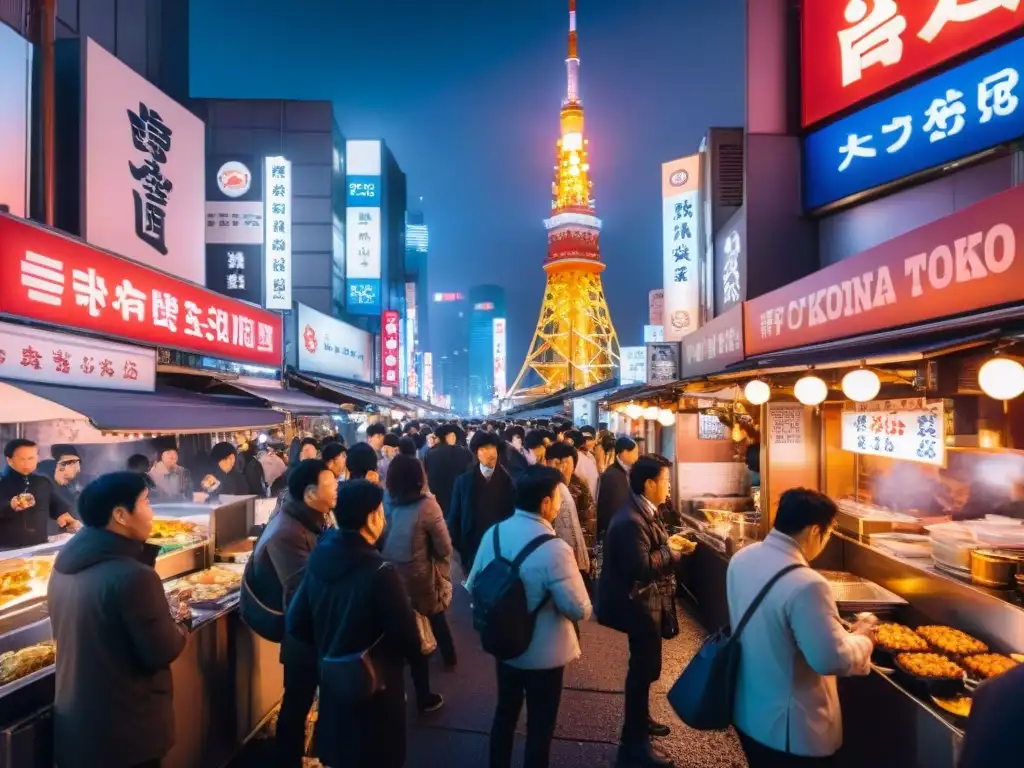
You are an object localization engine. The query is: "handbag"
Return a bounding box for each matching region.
[416,611,438,655]
[667,563,804,731]
[238,555,285,643]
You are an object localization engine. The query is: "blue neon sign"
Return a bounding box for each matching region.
[804,35,1024,211]
[347,279,381,315]
[346,175,381,207]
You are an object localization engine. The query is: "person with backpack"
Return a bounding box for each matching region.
[466,465,591,768]
[726,488,874,767]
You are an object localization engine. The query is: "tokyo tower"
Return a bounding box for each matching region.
[507,0,619,400]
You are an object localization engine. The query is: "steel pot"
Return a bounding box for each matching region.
[969,549,1020,589]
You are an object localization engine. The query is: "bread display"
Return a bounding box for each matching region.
[895,652,965,680]
[916,625,988,656]
[0,641,56,686]
[873,623,929,653]
[961,653,1019,680]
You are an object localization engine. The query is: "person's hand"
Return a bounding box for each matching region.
[12,493,35,511]
[850,612,878,638]
[366,470,381,485]
[56,513,81,532]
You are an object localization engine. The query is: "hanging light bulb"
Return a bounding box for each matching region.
[841,368,880,402]
[624,402,643,420]
[731,422,744,442]
[794,375,828,406]
[644,406,660,421]
[979,357,1024,400]
[657,409,676,427]
[744,379,771,405]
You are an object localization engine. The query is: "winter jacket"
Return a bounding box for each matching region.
[568,474,597,545]
[466,510,591,670]
[424,443,474,515]
[287,528,422,768]
[247,497,328,664]
[0,467,68,548]
[380,493,453,616]
[595,460,630,541]
[49,528,187,768]
[447,464,516,570]
[505,446,529,480]
[147,462,193,501]
[574,450,600,499]
[553,482,589,571]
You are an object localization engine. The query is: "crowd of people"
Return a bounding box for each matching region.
[3,413,1014,768]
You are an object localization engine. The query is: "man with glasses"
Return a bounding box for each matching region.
[43,445,84,532]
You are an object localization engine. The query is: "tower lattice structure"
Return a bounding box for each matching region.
[507,0,618,401]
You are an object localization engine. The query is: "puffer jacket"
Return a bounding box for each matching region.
[381,493,453,616]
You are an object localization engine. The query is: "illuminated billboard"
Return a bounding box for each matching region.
[493,317,507,398]
[264,156,292,309]
[345,139,382,314]
[661,155,702,341]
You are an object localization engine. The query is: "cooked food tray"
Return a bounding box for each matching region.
[818,570,908,610]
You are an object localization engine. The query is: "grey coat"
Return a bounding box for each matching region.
[381,493,453,616]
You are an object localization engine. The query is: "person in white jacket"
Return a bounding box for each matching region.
[544,442,590,574]
[726,488,875,767]
[466,465,592,768]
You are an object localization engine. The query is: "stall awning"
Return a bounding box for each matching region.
[3,381,285,434]
[305,376,394,409]
[222,381,340,415]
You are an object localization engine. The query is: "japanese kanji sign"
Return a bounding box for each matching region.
[661,155,702,342]
[264,156,293,310]
[841,398,945,467]
[0,214,282,367]
[0,320,156,392]
[83,39,205,285]
[744,184,1024,356]
[805,30,1024,210]
[802,0,1024,127]
[381,310,401,388]
[493,317,507,398]
[680,305,745,380]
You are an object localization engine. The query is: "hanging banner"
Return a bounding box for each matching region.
[493,317,507,398]
[381,309,400,388]
[841,398,945,467]
[264,156,292,309]
[661,155,702,341]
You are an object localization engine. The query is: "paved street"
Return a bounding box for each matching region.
[234,568,747,768]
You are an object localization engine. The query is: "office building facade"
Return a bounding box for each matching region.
[467,284,506,414]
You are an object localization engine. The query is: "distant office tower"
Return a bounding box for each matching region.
[468,285,507,415]
[430,291,470,414]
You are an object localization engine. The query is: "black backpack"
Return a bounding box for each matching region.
[470,523,556,660]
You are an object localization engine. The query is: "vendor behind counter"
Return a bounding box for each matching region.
[0,438,79,548]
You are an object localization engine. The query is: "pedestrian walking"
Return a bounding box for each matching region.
[595,436,639,541]
[425,423,474,515]
[466,465,592,768]
[287,480,423,768]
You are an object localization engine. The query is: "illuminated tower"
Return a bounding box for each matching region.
[508,0,618,400]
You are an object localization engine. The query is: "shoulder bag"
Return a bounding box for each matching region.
[666,563,804,730]
[238,554,285,643]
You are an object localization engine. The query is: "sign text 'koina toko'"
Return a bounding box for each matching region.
[745,184,1024,357]
[296,303,372,384]
[661,155,702,341]
[804,32,1024,210]
[0,215,282,368]
[680,304,745,380]
[801,0,1024,127]
[82,39,205,286]
[381,310,401,388]
[264,156,292,309]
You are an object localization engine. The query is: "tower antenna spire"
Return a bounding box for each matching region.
[566,0,579,104]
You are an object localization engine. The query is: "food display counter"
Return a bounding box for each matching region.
[0,496,282,768]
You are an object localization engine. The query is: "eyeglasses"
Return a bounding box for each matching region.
[57,459,81,468]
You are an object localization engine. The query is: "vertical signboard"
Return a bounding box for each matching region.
[493,317,507,399]
[648,289,664,326]
[714,207,746,314]
[205,156,263,305]
[82,39,205,285]
[619,346,647,385]
[0,24,31,219]
[381,309,400,388]
[661,155,702,341]
[646,342,680,385]
[264,157,292,309]
[346,140,383,314]
[423,351,434,401]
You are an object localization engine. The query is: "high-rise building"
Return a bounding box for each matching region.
[404,209,430,397]
[508,0,618,400]
[430,292,469,414]
[468,285,507,415]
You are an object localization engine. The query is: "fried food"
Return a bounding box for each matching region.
[0,585,32,608]
[184,567,240,587]
[961,653,1019,680]
[873,623,929,653]
[189,584,230,602]
[1011,653,1024,664]
[896,652,964,680]
[932,695,972,718]
[668,535,696,554]
[916,625,988,656]
[0,641,56,686]
[0,561,32,593]
[148,519,199,540]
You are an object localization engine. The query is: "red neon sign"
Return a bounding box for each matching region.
[381,310,400,387]
[0,215,282,367]
[801,0,1024,127]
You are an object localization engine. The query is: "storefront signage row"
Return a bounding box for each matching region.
[745,184,1024,357]
[801,0,1024,127]
[680,304,744,380]
[0,215,282,368]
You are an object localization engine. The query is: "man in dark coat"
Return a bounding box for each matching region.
[48,472,187,768]
[424,424,473,515]
[959,663,1024,767]
[596,436,639,541]
[0,439,78,548]
[597,455,682,768]
[247,459,335,767]
[505,428,549,481]
[446,431,516,572]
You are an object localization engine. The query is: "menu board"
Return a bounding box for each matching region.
[840,398,945,468]
[770,405,804,446]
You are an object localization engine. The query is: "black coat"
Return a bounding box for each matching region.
[446,464,516,570]
[287,528,421,768]
[0,468,69,548]
[959,663,1024,767]
[48,528,187,768]
[505,447,529,480]
[424,443,474,515]
[596,494,676,638]
[249,498,328,664]
[596,461,630,541]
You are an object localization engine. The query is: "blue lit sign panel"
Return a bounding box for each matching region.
[346,175,381,207]
[347,279,381,315]
[804,35,1024,211]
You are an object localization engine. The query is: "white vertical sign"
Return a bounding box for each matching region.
[661,155,702,342]
[423,352,434,400]
[264,156,292,309]
[493,317,507,399]
[619,346,647,385]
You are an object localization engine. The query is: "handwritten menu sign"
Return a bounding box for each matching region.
[840,398,945,468]
[770,405,804,446]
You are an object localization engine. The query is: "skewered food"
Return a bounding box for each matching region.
[916,625,988,656]
[873,623,929,653]
[895,653,964,680]
[0,641,55,685]
[932,695,972,718]
[961,653,1019,680]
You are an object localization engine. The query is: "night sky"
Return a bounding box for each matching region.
[190,0,745,370]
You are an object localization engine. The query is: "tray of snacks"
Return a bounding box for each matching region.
[872,623,929,662]
[0,641,56,692]
[148,519,206,555]
[961,653,1020,681]
[916,625,988,657]
[165,567,242,609]
[894,652,965,696]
